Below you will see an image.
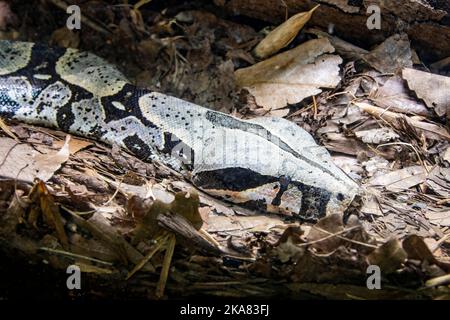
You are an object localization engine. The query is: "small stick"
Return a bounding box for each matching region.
[432,233,450,253]
[425,273,450,287]
[126,233,169,280]
[313,226,379,249]
[0,117,19,141]
[296,226,361,247]
[198,228,221,249]
[39,247,113,266]
[156,233,176,298]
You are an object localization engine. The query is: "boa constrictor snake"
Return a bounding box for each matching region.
[0,40,360,222]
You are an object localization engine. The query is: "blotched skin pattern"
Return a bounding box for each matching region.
[0,40,360,221]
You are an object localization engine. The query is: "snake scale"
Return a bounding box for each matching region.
[0,40,360,222]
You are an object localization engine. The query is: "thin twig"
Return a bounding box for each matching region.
[0,117,19,141]
[156,233,176,298]
[432,233,450,253]
[126,232,169,280]
[39,247,114,266]
[377,142,428,172]
[296,226,361,247]
[313,226,379,249]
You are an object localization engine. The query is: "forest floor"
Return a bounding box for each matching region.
[0,0,449,299]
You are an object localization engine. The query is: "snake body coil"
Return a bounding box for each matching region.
[0,40,359,221]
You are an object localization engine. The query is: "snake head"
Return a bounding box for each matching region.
[193,165,360,222]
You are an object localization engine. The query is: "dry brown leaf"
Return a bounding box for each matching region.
[50,27,80,48]
[33,135,71,182]
[362,34,412,73]
[362,157,390,177]
[275,226,305,263]
[360,194,384,217]
[367,239,407,274]
[0,136,69,182]
[206,215,284,234]
[369,166,427,192]
[52,137,92,155]
[0,117,19,142]
[236,38,342,110]
[306,214,344,253]
[355,128,400,144]
[402,68,450,119]
[0,138,37,182]
[430,56,450,73]
[29,180,69,249]
[322,133,373,156]
[402,235,437,264]
[444,147,450,163]
[425,166,450,198]
[306,28,369,61]
[373,76,430,117]
[253,5,320,59]
[425,210,450,228]
[354,102,450,141]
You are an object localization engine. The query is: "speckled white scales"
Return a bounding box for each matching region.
[0,40,360,221]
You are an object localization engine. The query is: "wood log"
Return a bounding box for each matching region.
[215,0,450,63]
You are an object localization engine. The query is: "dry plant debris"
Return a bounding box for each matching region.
[0,0,449,299]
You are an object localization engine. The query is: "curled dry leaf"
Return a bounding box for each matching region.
[52,136,92,155]
[0,117,18,141]
[369,166,427,192]
[360,194,384,217]
[355,128,400,144]
[236,38,342,110]
[0,138,37,182]
[402,235,440,266]
[354,102,450,141]
[444,147,450,163]
[50,27,80,49]
[33,135,71,182]
[425,210,450,228]
[430,56,450,73]
[253,5,320,59]
[307,28,369,61]
[0,135,70,182]
[425,166,450,198]
[402,68,450,119]
[308,31,414,75]
[306,214,344,253]
[132,190,204,246]
[206,215,284,234]
[373,76,430,117]
[362,34,413,74]
[275,226,305,263]
[29,180,69,250]
[367,239,407,274]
